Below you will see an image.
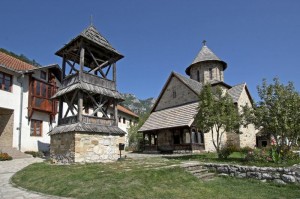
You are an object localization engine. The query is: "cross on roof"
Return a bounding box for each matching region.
[202,40,207,46]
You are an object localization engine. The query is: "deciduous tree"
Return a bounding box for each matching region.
[195,85,242,158]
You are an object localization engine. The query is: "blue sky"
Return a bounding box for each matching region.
[1,0,300,101]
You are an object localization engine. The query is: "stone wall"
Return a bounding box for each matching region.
[0,108,14,147]
[74,133,125,163]
[190,62,224,84]
[237,88,257,148]
[51,132,125,163]
[155,76,198,111]
[203,163,300,184]
[50,133,75,163]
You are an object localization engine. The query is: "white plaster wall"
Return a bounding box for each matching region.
[0,70,23,149]
[0,69,60,152]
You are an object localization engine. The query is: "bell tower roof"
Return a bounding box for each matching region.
[55,25,123,68]
[185,41,227,75]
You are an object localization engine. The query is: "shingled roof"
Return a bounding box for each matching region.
[80,25,121,55]
[0,51,37,72]
[139,102,198,132]
[227,83,245,103]
[56,25,123,60]
[186,44,227,75]
[49,123,125,135]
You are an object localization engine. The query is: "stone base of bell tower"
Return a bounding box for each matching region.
[50,132,125,164]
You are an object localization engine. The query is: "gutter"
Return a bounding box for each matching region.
[16,72,25,151]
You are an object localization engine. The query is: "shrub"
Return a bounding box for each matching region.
[219,144,239,159]
[0,152,12,161]
[25,151,44,158]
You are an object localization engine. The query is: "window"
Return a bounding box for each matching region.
[129,119,132,125]
[197,70,200,82]
[119,117,121,123]
[209,68,213,80]
[172,90,176,98]
[30,120,42,136]
[0,72,12,92]
[123,117,126,124]
[40,71,47,80]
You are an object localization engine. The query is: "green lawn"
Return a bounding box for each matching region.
[11,157,300,199]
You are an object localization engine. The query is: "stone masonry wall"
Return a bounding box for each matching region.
[155,76,198,111]
[190,62,224,84]
[203,163,300,184]
[237,88,257,148]
[50,133,75,163]
[0,108,14,147]
[74,133,125,163]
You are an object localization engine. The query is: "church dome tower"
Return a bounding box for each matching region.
[185,41,227,84]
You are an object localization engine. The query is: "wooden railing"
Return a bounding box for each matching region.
[59,115,115,126]
[62,72,116,90]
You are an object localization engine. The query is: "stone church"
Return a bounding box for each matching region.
[139,42,257,153]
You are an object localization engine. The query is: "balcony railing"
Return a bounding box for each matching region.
[59,114,115,126]
[62,72,116,90]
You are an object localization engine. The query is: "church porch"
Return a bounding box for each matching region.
[142,127,205,154]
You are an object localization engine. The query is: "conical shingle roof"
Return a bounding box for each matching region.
[185,44,227,75]
[80,25,121,55]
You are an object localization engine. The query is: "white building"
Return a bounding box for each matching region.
[0,51,61,152]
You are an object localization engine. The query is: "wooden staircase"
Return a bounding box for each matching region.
[181,162,215,181]
[0,147,32,159]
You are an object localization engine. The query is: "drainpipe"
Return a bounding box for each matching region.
[17,73,25,151]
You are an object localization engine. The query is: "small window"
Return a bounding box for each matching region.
[172,90,176,98]
[40,71,47,80]
[123,117,126,124]
[197,70,200,82]
[209,68,213,80]
[0,72,12,92]
[110,113,114,119]
[119,117,121,123]
[129,119,132,125]
[30,120,42,136]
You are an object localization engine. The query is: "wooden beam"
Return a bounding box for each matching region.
[113,62,116,87]
[78,91,83,122]
[79,47,85,80]
[114,101,118,125]
[89,60,109,74]
[86,47,107,78]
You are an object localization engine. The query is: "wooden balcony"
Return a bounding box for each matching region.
[29,79,58,114]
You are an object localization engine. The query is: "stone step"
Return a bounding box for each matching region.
[0,147,32,159]
[182,164,203,171]
[196,172,215,180]
[190,169,209,174]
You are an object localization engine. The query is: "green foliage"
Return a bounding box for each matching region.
[0,48,41,67]
[219,144,239,159]
[24,151,44,158]
[242,78,300,161]
[127,113,149,151]
[0,152,12,161]
[196,85,243,157]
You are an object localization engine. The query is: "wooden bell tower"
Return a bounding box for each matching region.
[50,25,125,163]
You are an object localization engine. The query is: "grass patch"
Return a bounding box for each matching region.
[12,157,300,199]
